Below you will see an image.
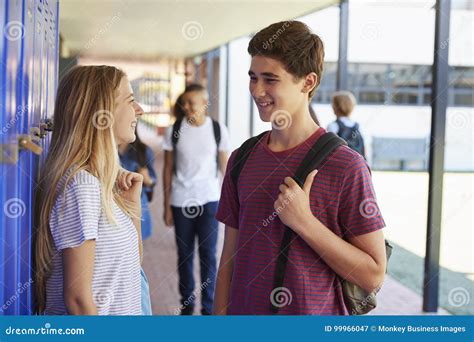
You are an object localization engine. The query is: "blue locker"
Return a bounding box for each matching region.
[0,0,59,315]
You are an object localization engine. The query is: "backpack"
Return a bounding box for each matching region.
[171,118,221,176]
[336,119,366,158]
[230,131,392,315]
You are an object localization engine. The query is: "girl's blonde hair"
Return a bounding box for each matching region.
[34,65,135,313]
[332,91,357,117]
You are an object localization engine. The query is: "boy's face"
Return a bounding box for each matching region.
[183,90,208,121]
[249,56,308,124]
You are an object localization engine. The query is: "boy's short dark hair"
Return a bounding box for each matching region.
[248,20,325,99]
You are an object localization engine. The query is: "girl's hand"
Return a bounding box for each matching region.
[116,169,144,207]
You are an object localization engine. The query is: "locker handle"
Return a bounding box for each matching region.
[19,136,43,155]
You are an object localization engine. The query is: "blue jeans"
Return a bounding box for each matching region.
[171,201,219,314]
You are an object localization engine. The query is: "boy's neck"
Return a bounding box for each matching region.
[267,108,319,152]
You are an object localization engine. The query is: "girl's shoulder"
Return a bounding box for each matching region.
[66,169,99,186]
[58,168,101,196]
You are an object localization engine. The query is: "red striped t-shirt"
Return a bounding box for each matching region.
[216,127,385,315]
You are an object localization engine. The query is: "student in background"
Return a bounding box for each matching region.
[119,129,157,241]
[327,91,366,158]
[163,85,230,315]
[119,129,157,315]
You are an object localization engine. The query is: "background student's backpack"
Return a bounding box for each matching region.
[336,119,366,158]
[230,131,392,315]
[171,118,221,175]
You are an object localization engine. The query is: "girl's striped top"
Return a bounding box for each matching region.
[45,170,141,315]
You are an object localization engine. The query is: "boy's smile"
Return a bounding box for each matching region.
[249,55,307,123]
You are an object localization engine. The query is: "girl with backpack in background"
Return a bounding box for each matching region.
[119,128,157,315]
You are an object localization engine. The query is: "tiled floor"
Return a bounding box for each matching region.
[139,124,450,316]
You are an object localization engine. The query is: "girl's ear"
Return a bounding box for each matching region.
[302,72,318,94]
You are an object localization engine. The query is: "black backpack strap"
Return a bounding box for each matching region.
[270,132,347,313]
[230,131,268,187]
[171,119,183,175]
[212,119,221,176]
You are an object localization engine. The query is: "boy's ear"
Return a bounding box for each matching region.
[302,72,318,94]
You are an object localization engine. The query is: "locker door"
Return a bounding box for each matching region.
[0,0,59,315]
[1,0,26,316]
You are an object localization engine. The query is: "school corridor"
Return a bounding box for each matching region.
[1,0,472,318]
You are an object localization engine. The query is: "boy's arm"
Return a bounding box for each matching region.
[299,220,386,293]
[163,151,174,226]
[218,151,229,176]
[276,171,386,293]
[213,225,239,315]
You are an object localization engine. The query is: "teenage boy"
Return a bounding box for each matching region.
[163,84,230,315]
[214,21,386,315]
